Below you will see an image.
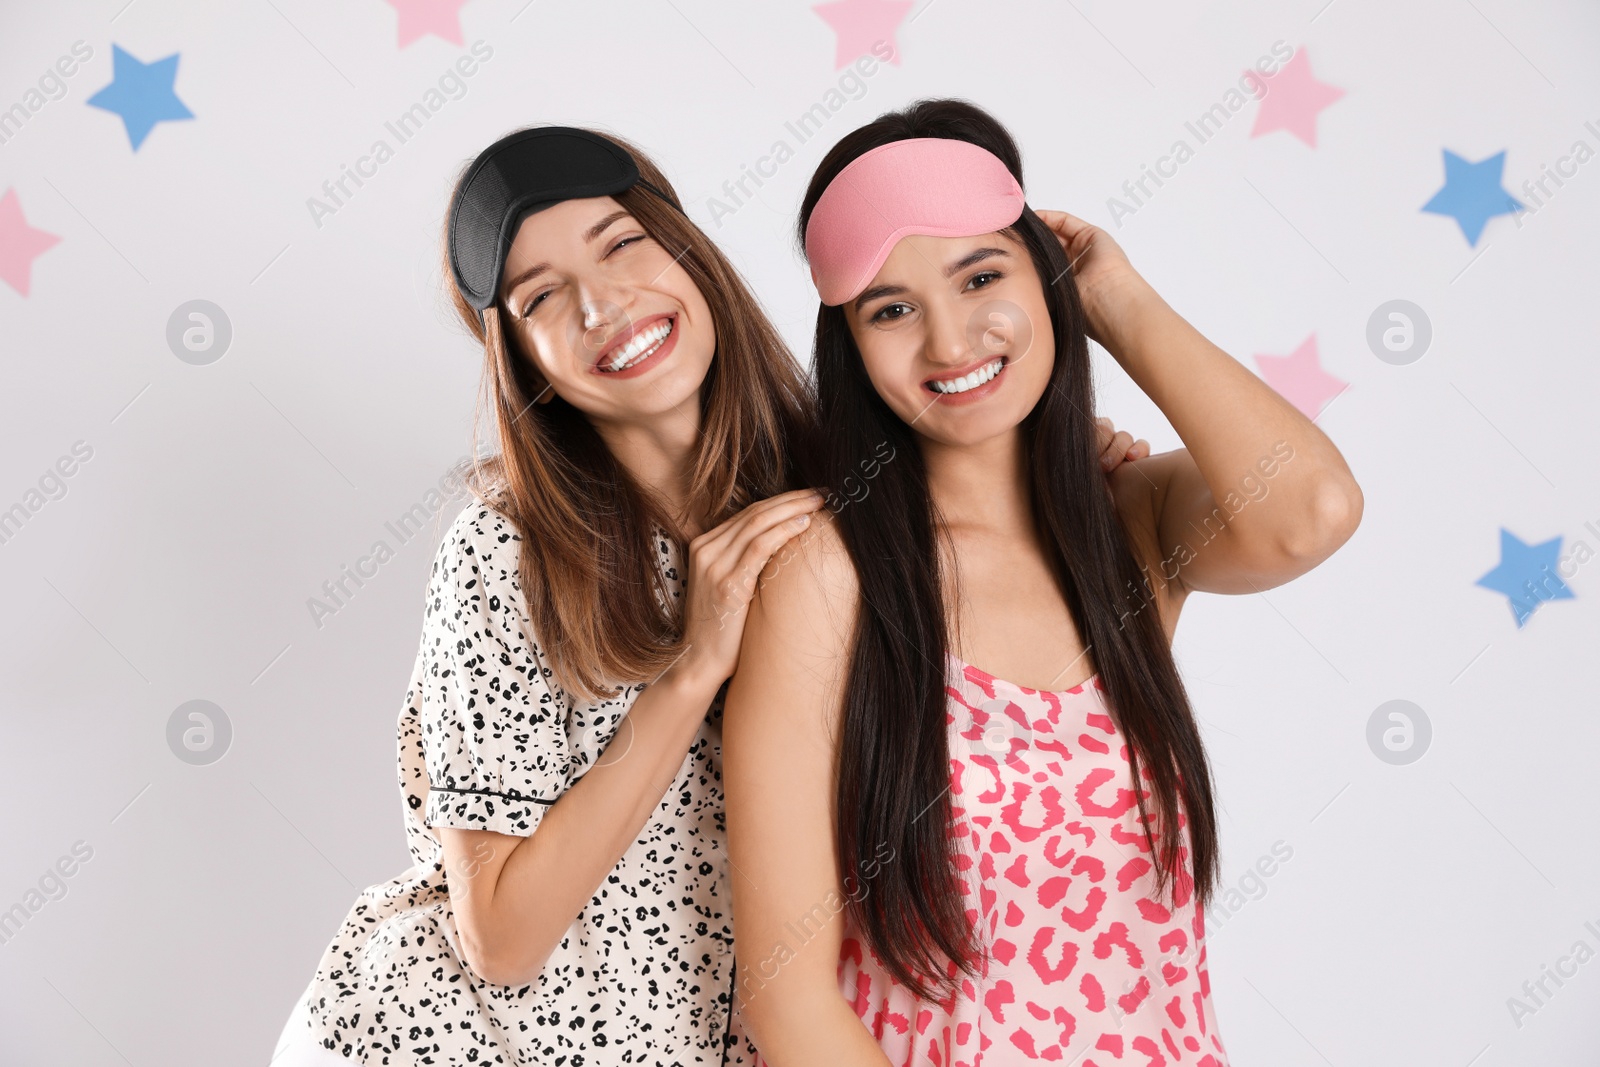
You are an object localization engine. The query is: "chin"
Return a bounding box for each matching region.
[919,405,1031,446]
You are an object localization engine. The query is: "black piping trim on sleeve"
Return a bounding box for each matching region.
[427,782,558,805]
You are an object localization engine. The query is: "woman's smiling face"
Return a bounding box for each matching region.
[843,228,1053,447]
[497,195,715,424]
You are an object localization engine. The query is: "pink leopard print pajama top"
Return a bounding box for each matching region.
[817,652,1228,1067]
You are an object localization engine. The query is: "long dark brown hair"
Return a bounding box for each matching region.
[442,126,817,701]
[797,99,1219,1000]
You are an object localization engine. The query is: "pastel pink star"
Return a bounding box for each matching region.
[0,189,61,297]
[814,0,912,69]
[1254,335,1348,420]
[382,0,470,48]
[1246,47,1344,148]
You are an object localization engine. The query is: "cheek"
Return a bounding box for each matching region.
[1012,297,1055,376]
[518,324,574,377]
[859,356,896,401]
[1025,332,1055,379]
[687,304,716,359]
[857,341,927,415]
[676,280,716,351]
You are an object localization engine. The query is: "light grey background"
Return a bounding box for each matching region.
[1,0,1596,1064]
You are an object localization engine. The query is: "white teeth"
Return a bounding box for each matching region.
[602,320,673,371]
[931,357,1004,394]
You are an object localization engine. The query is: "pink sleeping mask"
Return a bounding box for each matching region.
[804,137,1026,307]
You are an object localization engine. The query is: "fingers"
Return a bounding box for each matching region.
[680,488,825,683]
[1035,209,1096,242]
[1043,208,1094,230]
[692,488,823,554]
[727,510,819,609]
[700,500,823,636]
[695,490,825,594]
[722,493,822,563]
[1100,430,1132,471]
[1095,418,1150,471]
[1034,210,1073,254]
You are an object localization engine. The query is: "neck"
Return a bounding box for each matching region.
[590,392,706,538]
[920,426,1033,537]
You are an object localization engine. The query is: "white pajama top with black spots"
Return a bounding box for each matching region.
[281,502,760,1066]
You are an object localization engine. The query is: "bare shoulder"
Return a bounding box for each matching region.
[756,509,859,626]
[728,509,859,738]
[1105,451,1188,639]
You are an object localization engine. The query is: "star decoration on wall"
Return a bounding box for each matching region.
[86,44,194,151]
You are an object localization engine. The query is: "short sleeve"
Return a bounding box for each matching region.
[418,503,571,838]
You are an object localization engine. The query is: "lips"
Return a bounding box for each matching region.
[593,313,675,370]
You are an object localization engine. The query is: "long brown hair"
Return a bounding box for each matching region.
[797,99,1220,1000]
[441,126,817,701]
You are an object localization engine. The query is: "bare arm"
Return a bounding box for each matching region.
[723,516,893,1067]
[1040,210,1364,601]
[439,661,725,985]
[440,489,824,986]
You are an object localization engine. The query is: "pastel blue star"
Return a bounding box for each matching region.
[1475,528,1574,628]
[87,44,194,151]
[1422,150,1523,246]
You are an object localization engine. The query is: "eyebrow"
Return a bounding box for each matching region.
[851,246,1013,313]
[500,209,634,302]
[946,246,1010,276]
[852,283,904,312]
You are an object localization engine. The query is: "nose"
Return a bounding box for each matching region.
[920,297,972,369]
[575,278,636,356]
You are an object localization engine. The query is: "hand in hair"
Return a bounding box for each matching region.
[1035,209,1160,351]
[1096,415,1149,473]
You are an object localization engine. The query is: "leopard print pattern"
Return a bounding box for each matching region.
[288,502,760,1065]
[820,652,1228,1066]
